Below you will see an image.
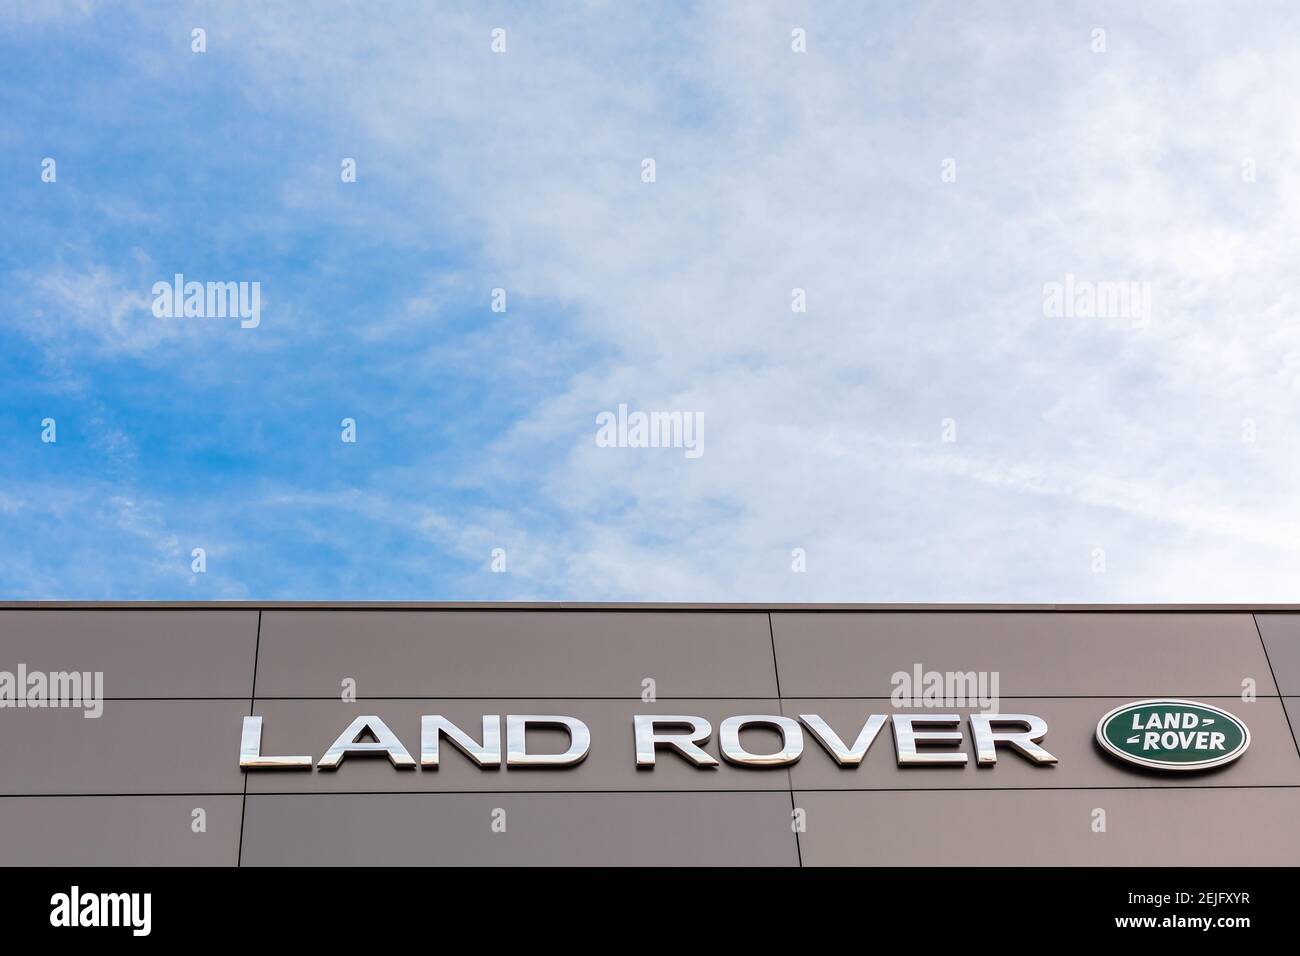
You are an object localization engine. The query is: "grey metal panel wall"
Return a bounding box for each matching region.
[241,793,797,867]
[1,607,1297,866]
[0,610,259,698]
[796,789,1300,866]
[1256,614,1300,693]
[0,610,256,866]
[255,610,779,698]
[770,612,1274,697]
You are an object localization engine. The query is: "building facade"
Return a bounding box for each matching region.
[1,604,1298,866]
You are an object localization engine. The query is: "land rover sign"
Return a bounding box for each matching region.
[1095,699,1250,771]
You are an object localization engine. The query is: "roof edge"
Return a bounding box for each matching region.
[0,601,1296,612]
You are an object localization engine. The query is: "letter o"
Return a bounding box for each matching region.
[719,715,804,767]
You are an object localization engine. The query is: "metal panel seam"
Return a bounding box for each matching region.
[1254,612,1300,761]
[237,609,263,867]
[768,612,802,867]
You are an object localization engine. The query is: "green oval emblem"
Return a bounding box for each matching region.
[1096,699,1250,771]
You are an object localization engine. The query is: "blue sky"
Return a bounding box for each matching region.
[3,2,1300,601]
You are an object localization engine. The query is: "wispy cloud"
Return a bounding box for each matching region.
[3,2,1300,601]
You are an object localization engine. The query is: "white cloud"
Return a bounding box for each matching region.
[13,2,1300,601]
[0,0,94,26]
[28,265,168,356]
[0,483,249,600]
[189,1,1300,601]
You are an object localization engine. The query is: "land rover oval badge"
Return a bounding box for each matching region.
[1096,699,1250,771]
